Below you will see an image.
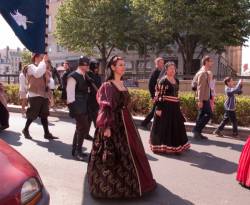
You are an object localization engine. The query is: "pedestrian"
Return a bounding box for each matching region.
[87,55,156,198]
[86,59,102,139]
[67,56,90,161]
[208,70,216,113]
[236,136,250,188]
[19,65,28,117]
[50,60,62,87]
[213,77,243,137]
[0,82,9,131]
[141,57,165,129]
[22,54,56,140]
[150,62,190,154]
[46,60,56,109]
[192,55,213,140]
[60,60,71,104]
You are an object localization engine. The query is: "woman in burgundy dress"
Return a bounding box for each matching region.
[87,55,156,198]
[237,137,250,188]
[150,62,190,154]
[0,83,9,131]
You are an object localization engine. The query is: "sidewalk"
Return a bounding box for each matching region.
[8,104,250,139]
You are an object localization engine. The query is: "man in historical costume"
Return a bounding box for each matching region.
[86,59,102,139]
[141,57,165,128]
[0,83,9,131]
[67,56,91,161]
[22,54,57,140]
[192,55,213,140]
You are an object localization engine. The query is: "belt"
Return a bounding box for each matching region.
[160,95,179,102]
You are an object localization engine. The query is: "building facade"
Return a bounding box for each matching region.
[0,46,22,74]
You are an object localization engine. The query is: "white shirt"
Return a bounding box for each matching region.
[19,72,27,93]
[66,68,85,104]
[48,77,55,90]
[27,60,47,97]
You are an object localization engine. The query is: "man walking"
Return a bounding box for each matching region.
[141,57,165,128]
[192,56,213,140]
[60,60,71,103]
[86,59,102,138]
[67,56,90,161]
[22,54,56,140]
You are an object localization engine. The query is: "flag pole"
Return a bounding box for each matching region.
[45,0,49,54]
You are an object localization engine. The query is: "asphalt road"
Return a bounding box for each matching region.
[0,112,249,205]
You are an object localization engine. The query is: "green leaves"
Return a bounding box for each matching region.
[55,0,132,71]
[132,0,250,73]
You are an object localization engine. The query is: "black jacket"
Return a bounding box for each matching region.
[60,69,72,100]
[67,72,89,117]
[86,71,102,111]
[148,69,161,99]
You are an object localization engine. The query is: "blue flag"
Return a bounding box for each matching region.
[0,0,46,53]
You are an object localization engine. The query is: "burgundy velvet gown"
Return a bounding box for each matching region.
[236,137,250,188]
[0,83,9,130]
[87,82,156,198]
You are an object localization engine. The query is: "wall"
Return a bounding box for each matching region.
[137,79,250,95]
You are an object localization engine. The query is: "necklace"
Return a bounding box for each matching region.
[112,80,126,91]
[166,76,176,84]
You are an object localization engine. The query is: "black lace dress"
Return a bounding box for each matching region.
[150,77,190,154]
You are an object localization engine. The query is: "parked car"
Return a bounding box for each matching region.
[0,139,50,205]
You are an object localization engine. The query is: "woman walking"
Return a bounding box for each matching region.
[237,136,250,188]
[150,62,190,154]
[0,82,9,131]
[88,55,156,198]
[19,65,28,117]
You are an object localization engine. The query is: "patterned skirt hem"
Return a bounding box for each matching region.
[150,142,191,153]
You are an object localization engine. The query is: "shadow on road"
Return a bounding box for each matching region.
[188,135,243,152]
[156,149,238,174]
[0,129,22,146]
[81,175,194,205]
[31,139,88,161]
[146,153,158,161]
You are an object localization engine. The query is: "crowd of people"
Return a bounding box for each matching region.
[0,54,249,198]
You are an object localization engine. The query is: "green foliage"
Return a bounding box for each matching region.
[4,84,250,126]
[55,0,132,71]
[4,84,20,105]
[21,50,32,66]
[132,0,250,72]
[129,88,152,115]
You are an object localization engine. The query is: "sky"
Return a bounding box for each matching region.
[0,15,24,49]
[0,15,249,70]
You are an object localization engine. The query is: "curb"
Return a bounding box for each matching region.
[8,105,250,139]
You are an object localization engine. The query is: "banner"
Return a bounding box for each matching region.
[0,0,47,53]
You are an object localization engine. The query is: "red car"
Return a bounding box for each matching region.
[0,139,50,205]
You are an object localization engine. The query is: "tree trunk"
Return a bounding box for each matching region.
[174,34,198,75]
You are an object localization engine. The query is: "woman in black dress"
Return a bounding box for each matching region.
[150,62,190,154]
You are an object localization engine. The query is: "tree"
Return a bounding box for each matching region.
[127,4,172,76]
[21,50,32,66]
[55,0,132,72]
[133,0,250,74]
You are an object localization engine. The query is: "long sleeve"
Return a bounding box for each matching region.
[66,77,76,104]
[19,73,27,92]
[148,70,160,99]
[197,72,210,101]
[155,81,166,110]
[226,81,242,96]
[96,82,115,129]
[27,61,46,78]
